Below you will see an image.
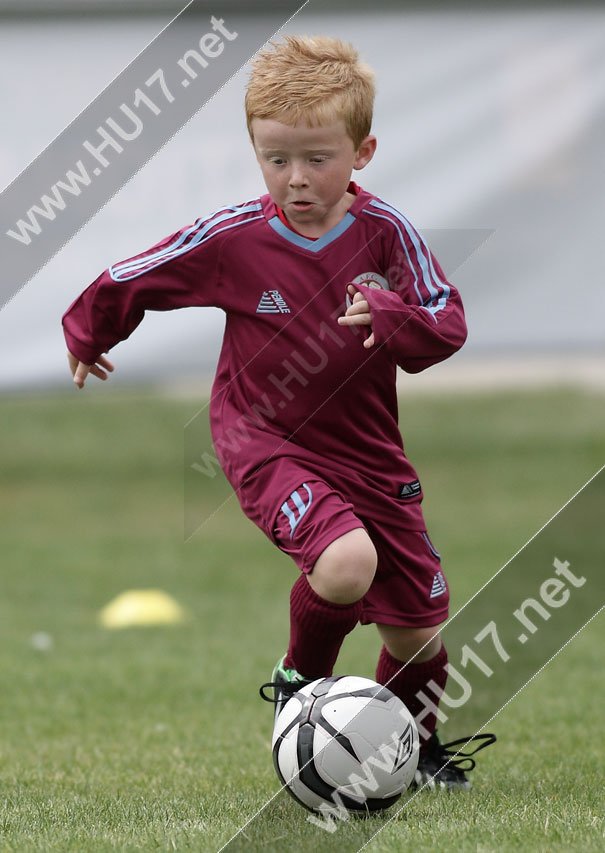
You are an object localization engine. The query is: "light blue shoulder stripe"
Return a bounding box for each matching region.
[364,210,424,306]
[367,199,450,315]
[111,215,264,282]
[110,202,262,281]
[267,212,355,253]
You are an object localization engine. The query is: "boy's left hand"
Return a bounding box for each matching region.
[338,284,375,348]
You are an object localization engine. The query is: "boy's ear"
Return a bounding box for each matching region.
[353,135,377,170]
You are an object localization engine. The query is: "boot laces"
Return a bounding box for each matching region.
[426,732,497,772]
[259,679,309,704]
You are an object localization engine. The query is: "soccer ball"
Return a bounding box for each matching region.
[272,675,419,815]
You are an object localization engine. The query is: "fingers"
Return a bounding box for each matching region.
[88,364,109,382]
[339,287,371,332]
[338,296,371,328]
[338,313,371,327]
[344,297,370,315]
[73,362,90,389]
[97,354,115,372]
[346,287,365,307]
[340,285,374,345]
[68,351,115,389]
[88,354,114,382]
[67,351,79,376]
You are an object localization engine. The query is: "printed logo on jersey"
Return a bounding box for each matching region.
[256,290,291,314]
[429,571,448,599]
[346,271,390,307]
[280,483,313,538]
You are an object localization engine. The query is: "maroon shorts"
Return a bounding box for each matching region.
[269,477,449,628]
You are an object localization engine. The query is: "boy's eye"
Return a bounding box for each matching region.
[269,157,286,165]
[310,157,327,164]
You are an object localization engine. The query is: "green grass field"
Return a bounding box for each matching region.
[0,386,603,852]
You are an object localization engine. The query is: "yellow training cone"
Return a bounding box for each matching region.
[99,589,186,629]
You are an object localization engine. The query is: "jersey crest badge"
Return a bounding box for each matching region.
[351,271,390,291]
[346,272,390,307]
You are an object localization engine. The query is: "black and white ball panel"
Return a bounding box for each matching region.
[272,675,419,815]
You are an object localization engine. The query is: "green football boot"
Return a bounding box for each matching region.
[259,654,314,723]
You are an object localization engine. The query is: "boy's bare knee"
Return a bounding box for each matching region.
[308,528,377,604]
[377,624,443,662]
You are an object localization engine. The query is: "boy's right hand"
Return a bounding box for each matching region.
[67,351,115,389]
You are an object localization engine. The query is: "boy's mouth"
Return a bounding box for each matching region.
[290,201,314,210]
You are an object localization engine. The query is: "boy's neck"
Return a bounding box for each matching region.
[276,183,360,240]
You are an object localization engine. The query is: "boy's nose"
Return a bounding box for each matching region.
[289,167,309,188]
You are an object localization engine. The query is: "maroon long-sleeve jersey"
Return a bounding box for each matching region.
[62,183,467,530]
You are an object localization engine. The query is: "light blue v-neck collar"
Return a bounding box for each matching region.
[267,212,356,253]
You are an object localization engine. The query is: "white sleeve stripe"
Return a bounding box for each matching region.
[109,202,262,281]
[364,210,424,304]
[364,209,438,320]
[110,215,264,282]
[368,200,451,314]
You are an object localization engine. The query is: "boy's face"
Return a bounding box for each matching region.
[251,117,376,235]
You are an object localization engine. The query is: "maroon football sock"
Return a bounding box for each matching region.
[376,643,448,745]
[284,574,362,678]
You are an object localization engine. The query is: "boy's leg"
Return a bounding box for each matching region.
[358,524,450,742]
[272,479,376,679]
[374,624,447,744]
[284,528,377,678]
[361,523,496,788]
[357,522,449,739]
[260,478,376,719]
[374,627,495,790]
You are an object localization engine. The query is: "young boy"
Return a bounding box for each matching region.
[63,35,494,790]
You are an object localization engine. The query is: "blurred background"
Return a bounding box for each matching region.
[1,4,604,848]
[0,0,605,853]
[1,0,604,392]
